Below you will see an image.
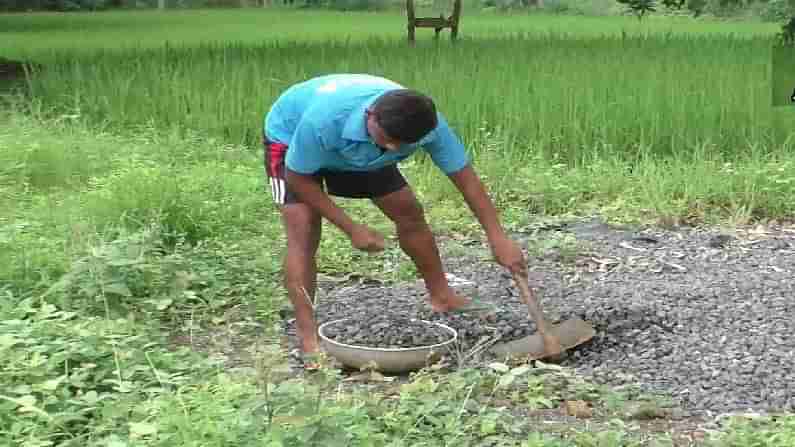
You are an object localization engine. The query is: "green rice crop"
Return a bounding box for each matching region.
[17,31,794,165]
[0,9,779,57]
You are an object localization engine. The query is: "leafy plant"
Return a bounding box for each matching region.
[780,15,795,44]
[0,299,212,446]
[42,224,186,318]
[616,0,657,20]
[616,0,709,18]
[705,414,795,446]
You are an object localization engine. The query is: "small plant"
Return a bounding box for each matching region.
[40,224,202,319]
[615,0,706,19]
[628,401,670,420]
[780,16,795,45]
[616,0,657,20]
[706,414,795,446]
[658,0,706,17]
[0,299,213,446]
[527,231,584,265]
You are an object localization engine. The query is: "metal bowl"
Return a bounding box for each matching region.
[317,318,458,374]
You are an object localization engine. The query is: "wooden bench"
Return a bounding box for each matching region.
[406,0,462,44]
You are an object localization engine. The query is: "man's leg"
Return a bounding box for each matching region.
[281,203,323,353]
[264,136,323,355]
[371,186,469,312]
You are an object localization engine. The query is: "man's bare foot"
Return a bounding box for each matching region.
[429,287,471,312]
[297,327,320,354]
[296,333,322,370]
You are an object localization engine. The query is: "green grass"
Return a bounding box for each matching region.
[3,109,793,297]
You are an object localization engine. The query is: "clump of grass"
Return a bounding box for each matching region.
[0,112,118,191]
[70,161,253,245]
[0,113,268,294]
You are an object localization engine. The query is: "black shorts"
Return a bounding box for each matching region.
[263,137,408,205]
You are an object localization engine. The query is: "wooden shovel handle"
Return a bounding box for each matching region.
[512,271,549,335]
[512,271,562,355]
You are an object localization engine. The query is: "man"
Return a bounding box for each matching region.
[263,74,527,368]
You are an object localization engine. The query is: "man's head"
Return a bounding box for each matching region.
[365,89,438,151]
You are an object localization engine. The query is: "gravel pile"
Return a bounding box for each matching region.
[321,315,453,348]
[286,218,795,414]
[314,284,537,350]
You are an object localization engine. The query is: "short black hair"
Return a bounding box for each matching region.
[371,89,438,143]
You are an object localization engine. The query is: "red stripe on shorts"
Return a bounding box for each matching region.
[266,141,288,178]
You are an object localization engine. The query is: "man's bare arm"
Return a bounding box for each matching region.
[285,168,356,234]
[448,164,526,273]
[285,168,384,251]
[448,164,506,243]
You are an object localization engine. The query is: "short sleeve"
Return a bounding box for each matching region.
[285,119,334,175]
[423,113,470,175]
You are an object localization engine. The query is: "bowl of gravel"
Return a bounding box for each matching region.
[318,316,458,374]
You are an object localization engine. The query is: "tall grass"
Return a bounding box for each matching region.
[20,33,794,164]
[0,111,268,292]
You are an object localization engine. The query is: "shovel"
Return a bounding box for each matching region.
[490,271,595,360]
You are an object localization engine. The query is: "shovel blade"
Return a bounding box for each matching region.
[489,317,596,360]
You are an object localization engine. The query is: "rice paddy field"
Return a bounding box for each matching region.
[2,9,791,151]
[2,7,795,446]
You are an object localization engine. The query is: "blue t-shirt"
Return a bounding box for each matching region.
[264,74,469,175]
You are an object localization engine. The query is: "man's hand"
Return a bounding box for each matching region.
[491,233,526,275]
[286,169,386,253]
[350,224,386,252]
